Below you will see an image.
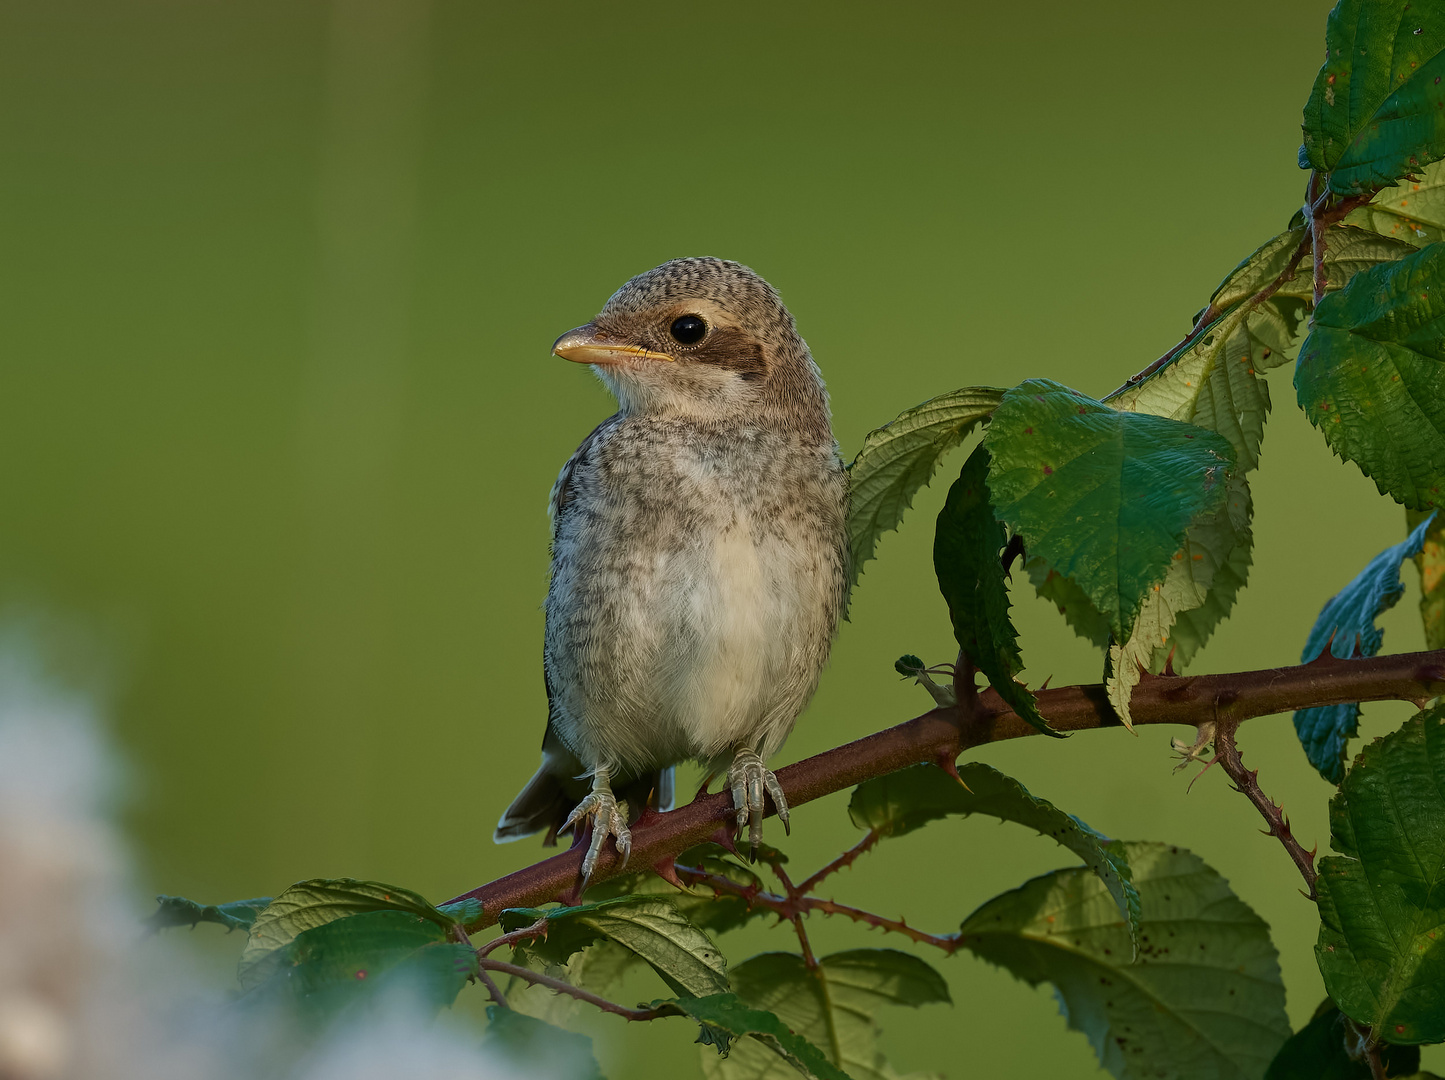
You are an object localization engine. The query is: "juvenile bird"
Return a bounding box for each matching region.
[493,257,849,881]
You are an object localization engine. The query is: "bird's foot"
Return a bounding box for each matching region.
[562,783,632,887]
[727,747,789,858]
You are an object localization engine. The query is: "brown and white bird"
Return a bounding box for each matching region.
[493,257,849,881]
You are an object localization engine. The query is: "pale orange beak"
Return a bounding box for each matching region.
[551,323,674,365]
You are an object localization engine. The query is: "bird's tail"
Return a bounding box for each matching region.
[494,762,574,845]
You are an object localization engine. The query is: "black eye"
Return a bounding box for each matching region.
[669,315,707,345]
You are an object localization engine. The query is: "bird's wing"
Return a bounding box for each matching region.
[548,414,620,526]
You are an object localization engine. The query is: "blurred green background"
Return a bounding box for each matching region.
[4,0,1440,1075]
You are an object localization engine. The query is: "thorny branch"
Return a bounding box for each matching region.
[447,648,1445,931]
[1105,178,1372,399]
[478,958,679,1022]
[1208,716,1320,899]
[773,863,819,968]
[673,861,961,954]
[478,841,965,1030]
[795,833,879,896]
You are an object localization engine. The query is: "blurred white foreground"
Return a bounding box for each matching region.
[0,636,528,1080]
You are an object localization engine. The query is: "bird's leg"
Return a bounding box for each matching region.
[727,746,789,857]
[561,768,631,887]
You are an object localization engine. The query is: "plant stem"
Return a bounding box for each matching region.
[673,867,959,954]
[795,833,880,896]
[673,863,961,954]
[479,958,677,1022]
[795,896,960,953]
[476,967,509,1008]
[477,915,549,959]
[1105,233,1308,398]
[1105,184,1372,399]
[1364,1042,1388,1080]
[448,649,1445,932]
[1209,717,1319,899]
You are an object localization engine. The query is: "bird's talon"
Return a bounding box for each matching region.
[727,747,788,850]
[765,772,790,835]
[566,786,632,888]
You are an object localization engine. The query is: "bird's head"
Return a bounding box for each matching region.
[551,257,829,433]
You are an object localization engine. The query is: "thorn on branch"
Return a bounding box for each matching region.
[651,857,684,889]
[1210,718,1318,899]
[708,825,741,858]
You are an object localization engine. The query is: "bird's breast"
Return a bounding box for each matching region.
[544,428,846,772]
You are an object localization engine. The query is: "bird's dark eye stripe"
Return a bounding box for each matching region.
[669,315,707,345]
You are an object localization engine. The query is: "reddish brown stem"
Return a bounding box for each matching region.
[1210,718,1319,899]
[764,859,819,964]
[797,896,961,953]
[475,967,509,1008]
[477,914,549,959]
[673,864,960,954]
[479,958,677,1021]
[448,649,1445,932]
[1106,233,1308,398]
[1364,1043,1388,1080]
[1106,182,1373,399]
[795,833,880,896]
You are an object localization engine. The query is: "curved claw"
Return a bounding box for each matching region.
[563,783,632,888]
[727,747,789,856]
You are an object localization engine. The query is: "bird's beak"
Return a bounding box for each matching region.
[551,323,675,365]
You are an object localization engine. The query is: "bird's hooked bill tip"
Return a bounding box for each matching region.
[551,324,675,365]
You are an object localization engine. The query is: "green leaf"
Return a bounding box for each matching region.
[932,445,1054,735]
[1104,316,1266,717]
[501,896,728,998]
[436,896,481,926]
[483,1007,608,1080]
[238,878,456,991]
[703,950,948,1080]
[1316,706,1445,1044]
[1283,224,1434,303]
[244,908,477,1018]
[1163,492,1256,668]
[146,894,271,933]
[1346,159,1445,247]
[1293,512,1435,783]
[1102,233,1282,692]
[1409,506,1445,648]
[1104,474,1257,727]
[1300,0,1445,195]
[984,379,1234,644]
[1265,1000,1419,1080]
[585,844,770,936]
[1026,554,1112,649]
[1099,225,1414,703]
[1297,240,1445,511]
[849,763,1140,949]
[1209,226,1314,315]
[959,842,1289,1080]
[660,993,853,1080]
[846,386,1003,587]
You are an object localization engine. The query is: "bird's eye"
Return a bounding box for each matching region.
[669,315,708,345]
